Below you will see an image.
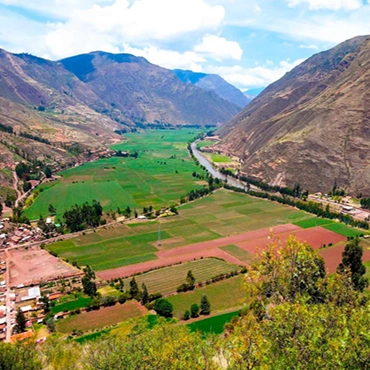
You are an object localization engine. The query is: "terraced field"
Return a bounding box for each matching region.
[24,130,206,220]
[121,258,240,295]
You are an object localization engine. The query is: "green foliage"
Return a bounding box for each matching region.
[45,166,52,178]
[183,310,190,321]
[82,265,97,297]
[200,295,211,315]
[154,299,173,318]
[15,308,26,333]
[190,304,199,318]
[0,342,41,370]
[129,278,140,300]
[141,283,149,305]
[337,237,368,291]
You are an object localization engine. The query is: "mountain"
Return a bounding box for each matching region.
[61,52,240,126]
[172,69,249,108]
[217,35,370,195]
[244,87,265,97]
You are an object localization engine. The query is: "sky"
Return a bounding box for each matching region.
[0,0,370,91]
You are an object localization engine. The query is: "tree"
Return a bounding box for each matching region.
[154,298,173,318]
[123,206,132,218]
[46,318,55,333]
[48,204,56,215]
[45,166,52,178]
[141,283,149,305]
[190,304,199,318]
[41,295,50,314]
[22,181,31,192]
[183,310,190,321]
[0,202,3,216]
[129,278,139,300]
[337,237,368,291]
[200,295,211,315]
[186,270,195,290]
[15,308,27,333]
[82,265,97,297]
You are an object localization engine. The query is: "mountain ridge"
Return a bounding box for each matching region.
[217,35,370,195]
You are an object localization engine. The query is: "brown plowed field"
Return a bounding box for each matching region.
[97,224,346,280]
[320,245,370,273]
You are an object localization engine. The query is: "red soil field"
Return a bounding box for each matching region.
[320,245,370,274]
[97,224,346,280]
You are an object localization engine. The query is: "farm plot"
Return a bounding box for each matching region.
[121,258,240,295]
[24,129,207,220]
[187,310,240,335]
[48,189,313,272]
[167,275,246,319]
[56,301,146,334]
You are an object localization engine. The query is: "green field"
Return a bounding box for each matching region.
[47,189,312,271]
[24,130,207,220]
[122,258,240,295]
[51,295,92,315]
[167,275,246,319]
[187,310,240,335]
[221,245,253,263]
[197,141,215,149]
[293,217,334,229]
[207,153,232,163]
[322,223,366,238]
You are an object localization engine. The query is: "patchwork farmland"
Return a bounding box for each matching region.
[24,130,207,220]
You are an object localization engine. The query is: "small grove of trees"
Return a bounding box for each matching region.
[154,298,173,318]
[183,295,211,320]
[63,200,103,232]
[177,270,196,293]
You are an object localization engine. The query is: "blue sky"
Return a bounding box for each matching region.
[0,0,369,91]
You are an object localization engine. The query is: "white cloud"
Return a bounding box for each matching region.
[122,44,206,71]
[287,0,363,11]
[205,59,305,90]
[299,44,319,49]
[44,0,225,59]
[194,34,243,61]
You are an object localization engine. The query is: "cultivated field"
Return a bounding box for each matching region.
[167,275,246,319]
[48,189,313,271]
[187,310,240,335]
[294,217,366,237]
[8,246,81,287]
[56,301,146,334]
[24,130,206,220]
[121,258,240,295]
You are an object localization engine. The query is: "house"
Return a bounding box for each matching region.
[10,331,33,343]
[342,206,354,212]
[20,305,33,313]
[21,286,41,302]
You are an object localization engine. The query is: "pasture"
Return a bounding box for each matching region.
[24,129,206,220]
[56,301,146,334]
[166,275,246,319]
[187,310,240,335]
[121,258,240,295]
[48,189,312,271]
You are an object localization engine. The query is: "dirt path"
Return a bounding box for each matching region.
[12,171,21,208]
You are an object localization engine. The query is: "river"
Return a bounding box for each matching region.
[191,141,250,191]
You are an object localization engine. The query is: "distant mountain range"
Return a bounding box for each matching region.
[218,35,370,195]
[0,48,243,197]
[172,69,249,108]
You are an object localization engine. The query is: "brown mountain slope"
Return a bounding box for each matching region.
[218,35,370,196]
[61,52,240,125]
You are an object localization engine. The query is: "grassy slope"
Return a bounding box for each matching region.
[24,129,206,220]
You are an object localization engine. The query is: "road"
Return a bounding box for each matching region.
[5,249,12,342]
